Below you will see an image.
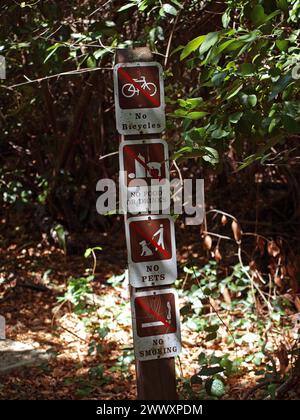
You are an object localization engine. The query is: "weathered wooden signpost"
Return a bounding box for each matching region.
[114,47,181,400]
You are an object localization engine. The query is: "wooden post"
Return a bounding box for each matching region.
[115,47,178,400]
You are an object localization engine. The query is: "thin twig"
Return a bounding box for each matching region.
[170,159,184,202]
[164,8,181,67]
[202,230,233,241]
[206,209,238,222]
[88,0,114,18]
[243,232,270,242]
[3,66,113,89]
[98,151,118,161]
[172,159,183,186]
[59,325,88,343]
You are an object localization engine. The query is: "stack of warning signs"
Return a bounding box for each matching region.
[114,61,181,362]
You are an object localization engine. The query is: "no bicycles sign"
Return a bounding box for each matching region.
[113,62,165,135]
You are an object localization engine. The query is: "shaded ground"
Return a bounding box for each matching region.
[0,219,299,400]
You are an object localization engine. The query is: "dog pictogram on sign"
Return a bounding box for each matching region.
[113,62,165,135]
[131,288,181,361]
[125,215,177,287]
[129,218,172,263]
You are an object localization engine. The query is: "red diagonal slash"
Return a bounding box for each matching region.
[136,297,176,333]
[118,67,160,107]
[124,146,162,179]
[131,222,171,259]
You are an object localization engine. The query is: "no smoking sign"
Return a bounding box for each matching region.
[131,288,181,361]
[113,62,165,135]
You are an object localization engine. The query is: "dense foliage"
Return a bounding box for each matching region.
[1,0,300,401]
[1,0,299,227]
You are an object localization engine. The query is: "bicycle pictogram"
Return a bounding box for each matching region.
[121,76,157,98]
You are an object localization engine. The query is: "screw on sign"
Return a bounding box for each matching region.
[125,215,177,287]
[131,288,181,361]
[113,62,165,135]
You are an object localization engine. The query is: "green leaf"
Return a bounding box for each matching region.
[44,43,63,63]
[222,11,230,28]
[105,21,116,28]
[212,71,228,87]
[248,94,257,107]
[170,0,183,8]
[240,93,257,108]
[180,35,206,60]
[205,331,217,341]
[268,117,279,133]
[225,80,243,100]
[199,32,219,55]
[178,97,203,110]
[84,248,92,258]
[211,128,229,139]
[87,56,96,68]
[239,63,255,76]
[276,0,289,13]
[172,146,193,159]
[205,377,226,397]
[202,147,219,165]
[191,374,203,385]
[52,224,66,253]
[205,324,219,333]
[238,136,283,170]
[263,10,281,24]
[229,112,243,123]
[185,97,203,109]
[118,3,136,12]
[84,246,102,258]
[269,74,293,100]
[276,39,289,51]
[170,44,184,56]
[216,39,244,54]
[198,352,207,365]
[168,109,188,118]
[282,115,300,133]
[251,5,266,26]
[199,366,224,376]
[186,127,206,142]
[186,111,208,120]
[239,31,259,42]
[251,6,280,26]
[94,48,111,60]
[162,3,177,16]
